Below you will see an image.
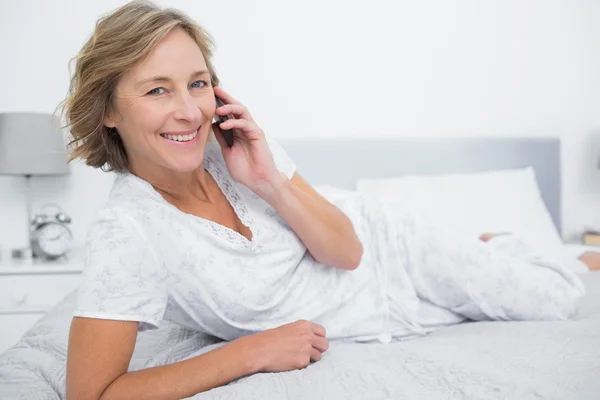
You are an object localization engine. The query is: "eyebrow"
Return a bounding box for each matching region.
[135,70,210,88]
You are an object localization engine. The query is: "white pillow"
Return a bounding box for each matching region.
[356,167,563,249]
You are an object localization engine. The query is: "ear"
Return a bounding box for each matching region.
[103,107,117,129]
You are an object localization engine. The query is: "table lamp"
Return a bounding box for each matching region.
[0,112,70,259]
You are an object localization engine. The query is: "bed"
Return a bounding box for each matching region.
[1,137,599,399]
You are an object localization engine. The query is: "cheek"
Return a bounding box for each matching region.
[124,101,166,135]
[203,106,216,125]
[198,93,217,122]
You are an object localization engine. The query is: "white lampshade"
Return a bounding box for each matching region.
[0,112,69,176]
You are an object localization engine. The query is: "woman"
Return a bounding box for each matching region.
[64,1,585,399]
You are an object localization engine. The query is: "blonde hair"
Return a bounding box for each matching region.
[57,0,219,172]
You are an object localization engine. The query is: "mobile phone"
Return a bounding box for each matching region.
[214,97,235,147]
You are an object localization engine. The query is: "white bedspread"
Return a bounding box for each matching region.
[1,271,599,400]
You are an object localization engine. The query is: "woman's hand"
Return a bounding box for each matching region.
[239,320,329,373]
[212,86,284,192]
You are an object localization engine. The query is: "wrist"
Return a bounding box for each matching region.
[232,334,265,375]
[251,171,291,204]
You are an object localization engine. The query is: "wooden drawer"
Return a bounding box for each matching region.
[0,273,82,314]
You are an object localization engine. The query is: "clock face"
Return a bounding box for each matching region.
[34,222,73,258]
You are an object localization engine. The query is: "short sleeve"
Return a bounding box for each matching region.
[73,208,168,331]
[266,136,297,179]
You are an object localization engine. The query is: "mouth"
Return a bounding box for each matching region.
[159,129,199,143]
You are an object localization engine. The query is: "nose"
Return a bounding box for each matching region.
[172,91,203,124]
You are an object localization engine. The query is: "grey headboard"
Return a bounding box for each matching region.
[278,137,562,233]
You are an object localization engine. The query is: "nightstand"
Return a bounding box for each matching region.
[0,251,84,354]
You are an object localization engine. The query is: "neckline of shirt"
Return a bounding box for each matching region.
[116,145,261,251]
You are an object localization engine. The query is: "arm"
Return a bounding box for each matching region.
[67,318,252,400]
[70,207,329,397]
[67,318,328,400]
[254,171,364,270]
[212,87,363,270]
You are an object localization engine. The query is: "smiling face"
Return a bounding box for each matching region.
[104,27,216,176]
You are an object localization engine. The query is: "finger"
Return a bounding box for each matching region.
[216,103,252,122]
[310,348,322,363]
[219,118,255,134]
[211,122,231,150]
[213,86,241,105]
[310,323,327,338]
[312,335,329,353]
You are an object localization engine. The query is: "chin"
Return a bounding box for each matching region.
[168,153,206,173]
[167,160,203,174]
[158,133,208,172]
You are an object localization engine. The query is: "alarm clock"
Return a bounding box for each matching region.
[30,204,73,260]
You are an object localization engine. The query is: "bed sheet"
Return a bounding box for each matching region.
[1,274,599,399]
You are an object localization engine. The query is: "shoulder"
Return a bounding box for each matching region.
[85,206,151,260]
[83,205,163,287]
[107,172,158,204]
[97,172,165,224]
[87,174,159,246]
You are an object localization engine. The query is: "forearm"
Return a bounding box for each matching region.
[99,338,257,400]
[255,173,363,270]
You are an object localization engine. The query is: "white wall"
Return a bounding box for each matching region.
[1,0,599,255]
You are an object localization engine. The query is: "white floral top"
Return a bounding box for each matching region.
[73,138,390,342]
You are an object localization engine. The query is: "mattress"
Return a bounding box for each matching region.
[1,272,599,400]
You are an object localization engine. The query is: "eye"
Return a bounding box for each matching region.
[190,80,207,89]
[147,87,166,95]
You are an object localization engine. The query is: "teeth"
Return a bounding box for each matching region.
[162,130,197,142]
